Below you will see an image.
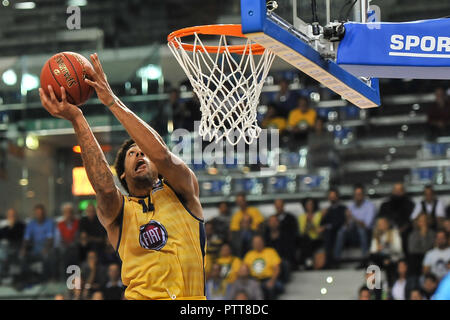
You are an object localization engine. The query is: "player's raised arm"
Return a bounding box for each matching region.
[38,85,123,231]
[84,53,202,220]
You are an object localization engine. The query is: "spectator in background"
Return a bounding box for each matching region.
[102,263,124,300]
[287,96,317,149]
[378,183,414,256]
[57,203,79,273]
[307,117,338,169]
[358,286,372,300]
[261,104,287,132]
[298,198,324,270]
[272,199,298,270]
[444,218,450,234]
[335,185,375,267]
[272,79,298,117]
[205,263,227,300]
[427,87,450,139]
[225,264,264,300]
[421,273,438,299]
[261,104,289,148]
[57,203,79,246]
[230,214,255,259]
[91,291,104,300]
[215,243,241,285]
[409,288,424,300]
[230,192,264,233]
[243,235,283,300]
[389,259,418,300]
[54,293,65,300]
[67,276,88,300]
[363,269,387,300]
[19,204,57,283]
[319,188,347,269]
[263,215,290,282]
[79,203,106,252]
[369,217,404,287]
[422,230,450,280]
[408,213,436,276]
[233,291,250,300]
[0,208,25,252]
[211,201,232,243]
[205,221,224,276]
[0,208,25,279]
[81,250,107,297]
[410,185,445,230]
[76,231,93,265]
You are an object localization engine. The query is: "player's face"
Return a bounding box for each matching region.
[124,145,158,184]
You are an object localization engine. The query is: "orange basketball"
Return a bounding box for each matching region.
[40,52,94,106]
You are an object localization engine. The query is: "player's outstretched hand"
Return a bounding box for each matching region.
[39,85,82,122]
[85,53,117,107]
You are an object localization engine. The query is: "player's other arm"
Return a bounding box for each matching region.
[39,86,123,236]
[85,53,202,220]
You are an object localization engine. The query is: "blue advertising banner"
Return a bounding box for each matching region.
[337,18,450,79]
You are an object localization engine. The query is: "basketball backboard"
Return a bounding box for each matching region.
[241,0,381,108]
[240,0,450,109]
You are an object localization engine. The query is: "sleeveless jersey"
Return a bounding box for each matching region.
[116,179,206,300]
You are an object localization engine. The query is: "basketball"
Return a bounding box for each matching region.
[40,52,94,106]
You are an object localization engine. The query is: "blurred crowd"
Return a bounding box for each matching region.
[0,202,124,300]
[203,184,450,300]
[1,182,449,300]
[0,79,449,300]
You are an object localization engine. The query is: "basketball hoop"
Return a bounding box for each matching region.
[167,24,275,145]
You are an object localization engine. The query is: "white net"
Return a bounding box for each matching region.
[168,31,276,145]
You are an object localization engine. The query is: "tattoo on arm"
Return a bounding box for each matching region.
[72,116,120,224]
[73,117,116,194]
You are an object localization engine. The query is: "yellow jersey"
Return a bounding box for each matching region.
[262,117,287,131]
[229,207,265,232]
[116,179,206,300]
[216,256,242,283]
[243,248,281,280]
[298,212,323,240]
[287,108,317,128]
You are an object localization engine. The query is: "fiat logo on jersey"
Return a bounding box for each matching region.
[139,220,168,251]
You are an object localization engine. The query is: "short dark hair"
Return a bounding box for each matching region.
[328,187,340,198]
[354,184,365,192]
[301,197,319,212]
[34,203,46,212]
[236,192,247,199]
[298,95,309,105]
[359,285,370,295]
[424,273,438,282]
[114,139,136,193]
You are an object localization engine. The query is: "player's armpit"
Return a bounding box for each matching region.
[159,152,203,220]
[96,188,123,228]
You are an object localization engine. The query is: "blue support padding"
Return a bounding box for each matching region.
[240,0,266,34]
[240,0,381,108]
[337,18,450,79]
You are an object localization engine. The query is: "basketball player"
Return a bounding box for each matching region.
[38,53,206,300]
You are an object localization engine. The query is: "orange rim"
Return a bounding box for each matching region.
[167,24,266,55]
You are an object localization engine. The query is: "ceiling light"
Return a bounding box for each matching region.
[2,69,17,86]
[14,2,35,9]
